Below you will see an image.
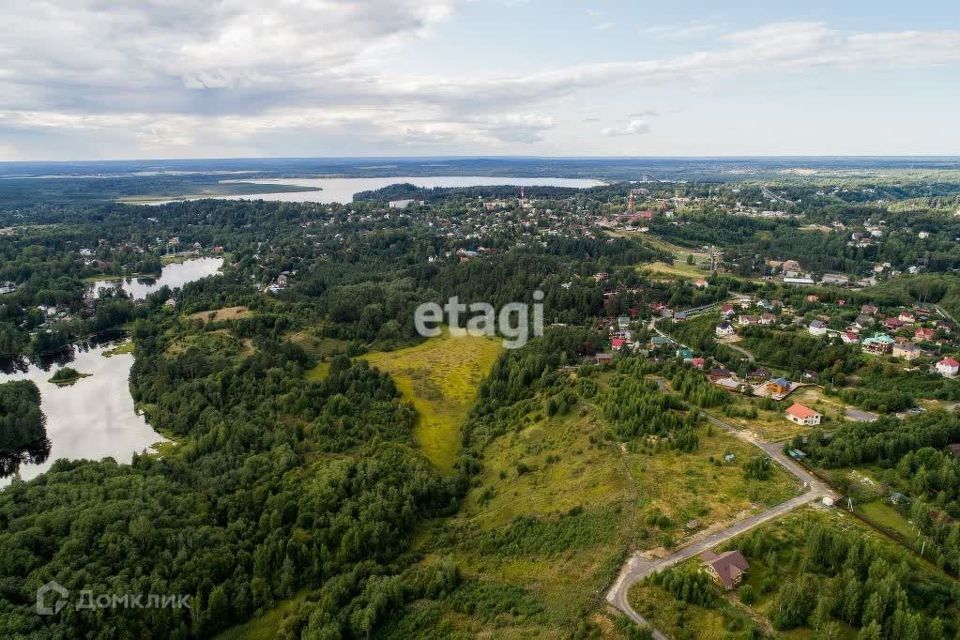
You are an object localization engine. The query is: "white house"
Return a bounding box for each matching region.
[715,322,735,338]
[808,320,828,336]
[785,403,822,426]
[936,357,960,377]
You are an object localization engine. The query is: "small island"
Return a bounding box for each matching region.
[48,367,91,386]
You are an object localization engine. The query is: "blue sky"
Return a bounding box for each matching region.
[0,0,958,160]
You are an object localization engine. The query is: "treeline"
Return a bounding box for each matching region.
[736,517,959,638]
[0,380,45,453]
[796,412,960,574]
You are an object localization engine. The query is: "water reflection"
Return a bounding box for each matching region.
[0,340,166,487]
[89,257,223,300]
[0,437,51,479]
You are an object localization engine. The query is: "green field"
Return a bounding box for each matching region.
[362,331,503,473]
[858,499,916,540]
[379,368,800,638]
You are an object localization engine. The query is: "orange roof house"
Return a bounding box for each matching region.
[785,403,821,426]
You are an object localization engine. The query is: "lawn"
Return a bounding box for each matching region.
[362,331,503,474]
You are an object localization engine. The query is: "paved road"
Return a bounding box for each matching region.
[605,406,836,637]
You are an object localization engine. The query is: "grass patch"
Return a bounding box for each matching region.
[362,331,502,474]
[214,592,309,640]
[102,340,135,357]
[625,425,800,547]
[640,260,706,280]
[187,305,251,325]
[858,499,916,540]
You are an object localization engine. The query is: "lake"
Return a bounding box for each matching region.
[0,341,165,487]
[150,176,606,205]
[1,257,225,487]
[89,256,223,300]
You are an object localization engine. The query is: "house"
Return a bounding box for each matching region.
[715,321,735,337]
[808,320,828,336]
[853,315,874,331]
[785,403,822,426]
[677,348,694,361]
[884,317,904,331]
[806,294,820,303]
[936,357,960,377]
[617,316,631,329]
[700,550,749,590]
[720,303,735,318]
[760,313,776,325]
[841,331,859,345]
[649,335,673,351]
[693,278,709,289]
[862,333,895,354]
[611,337,626,351]
[766,377,792,397]
[595,353,614,364]
[738,315,759,326]
[898,311,916,324]
[861,304,878,316]
[892,342,922,361]
[915,327,936,342]
[691,357,706,369]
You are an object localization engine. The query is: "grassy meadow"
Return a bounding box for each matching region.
[362,331,503,474]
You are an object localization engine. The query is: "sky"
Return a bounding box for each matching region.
[0,0,959,161]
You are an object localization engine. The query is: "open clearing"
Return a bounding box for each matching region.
[187,305,251,325]
[640,260,707,281]
[362,331,503,474]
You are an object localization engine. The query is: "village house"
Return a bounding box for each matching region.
[853,315,874,331]
[720,303,735,318]
[715,321,735,337]
[862,333,895,354]
[936,357,960,377]
[808,320,828,336]
[861,304,878,316]
[892,342,922,361]
[611,337,626,351]
[785,403,822,426]
[700,550,749,590]
[738,314,759,327]
[760,313,776,325]
[766,377,792,398]
[841,331,859,344]
[915,327,936,342]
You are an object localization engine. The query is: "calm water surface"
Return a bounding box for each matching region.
[0,342,165,486]
[150,176,606,205]
[90,257,223,299]
[1,258,224,486]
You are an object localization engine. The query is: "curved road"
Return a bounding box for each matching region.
[605,407,835,637]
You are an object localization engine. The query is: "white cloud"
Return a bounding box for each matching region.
[640,22,720,39]
[0,5,959,157]
[601,119,651,137]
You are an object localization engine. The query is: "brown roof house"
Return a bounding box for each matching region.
[700,550,749,590]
